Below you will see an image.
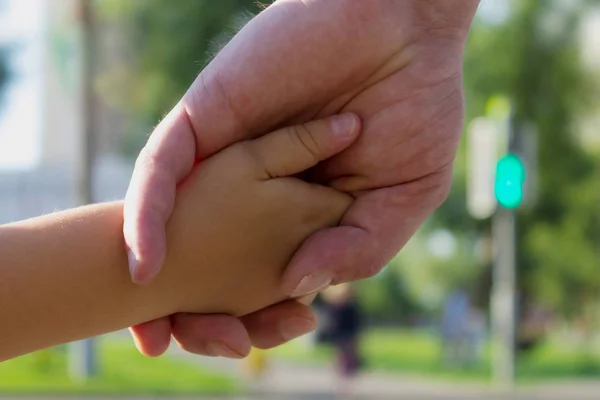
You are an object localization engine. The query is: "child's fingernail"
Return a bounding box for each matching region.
[280,317,317,342]
[206,342,244,359]
[330,114,357,138]
[128,250,139,281]
[291,271,332,297]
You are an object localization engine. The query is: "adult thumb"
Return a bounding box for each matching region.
[246,113,360,179]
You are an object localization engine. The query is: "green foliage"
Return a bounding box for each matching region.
[356,268,420,323]
[527,170,600,316]
[389,228,485,314]
[436,0,600,322]
[96,0,262,155]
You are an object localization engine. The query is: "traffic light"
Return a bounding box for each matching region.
[494,153,526,209]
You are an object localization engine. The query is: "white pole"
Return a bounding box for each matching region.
[69,0,97,381]
[491,194,517,390]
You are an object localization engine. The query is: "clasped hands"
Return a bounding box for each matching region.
[123,0,479,358]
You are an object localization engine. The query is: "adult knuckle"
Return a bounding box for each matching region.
[134,147,157,170]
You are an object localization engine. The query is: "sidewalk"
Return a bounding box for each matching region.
[4,336,597,400]
[171,347,600,400]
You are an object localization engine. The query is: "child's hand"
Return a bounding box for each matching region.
[156,113,360,318]
[0,114,359,362]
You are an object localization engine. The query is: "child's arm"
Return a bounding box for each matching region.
[0,114,360,362]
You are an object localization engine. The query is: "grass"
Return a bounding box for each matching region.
[517,342,600,380]
[273,328,600,383]
[0,338,239,395]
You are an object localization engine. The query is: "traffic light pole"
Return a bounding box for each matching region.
[491,188,517,390]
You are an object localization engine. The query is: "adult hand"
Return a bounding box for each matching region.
[124,0,480,357]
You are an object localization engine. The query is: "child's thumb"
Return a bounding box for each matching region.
[247,114,361,178]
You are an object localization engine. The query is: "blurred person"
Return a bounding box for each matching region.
[0,115,359,362]
[322,284,364,398]
[123,0,481,358]
[440,289,471,366]
[314,294,337,345]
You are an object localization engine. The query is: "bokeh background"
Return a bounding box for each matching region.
[0,0,599,399]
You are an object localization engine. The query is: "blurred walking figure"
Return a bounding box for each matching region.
[322,284,363,398]
[440,289,471,366]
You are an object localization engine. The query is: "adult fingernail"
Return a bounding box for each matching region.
[128,250,139,281]
[330,114,357,138]
[291,271,332,297]
[206,342,244,359]
[280,317,317,342]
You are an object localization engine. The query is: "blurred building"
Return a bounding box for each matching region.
[0,0,132,224]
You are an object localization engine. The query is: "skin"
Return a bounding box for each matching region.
[0,115,359,362]
[124,0,481,357]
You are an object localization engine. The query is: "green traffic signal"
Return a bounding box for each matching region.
[495,153,526,209]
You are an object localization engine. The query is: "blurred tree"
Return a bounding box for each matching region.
[356,268,420,325]
[434,0,600,338]
[96,0,261,156]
